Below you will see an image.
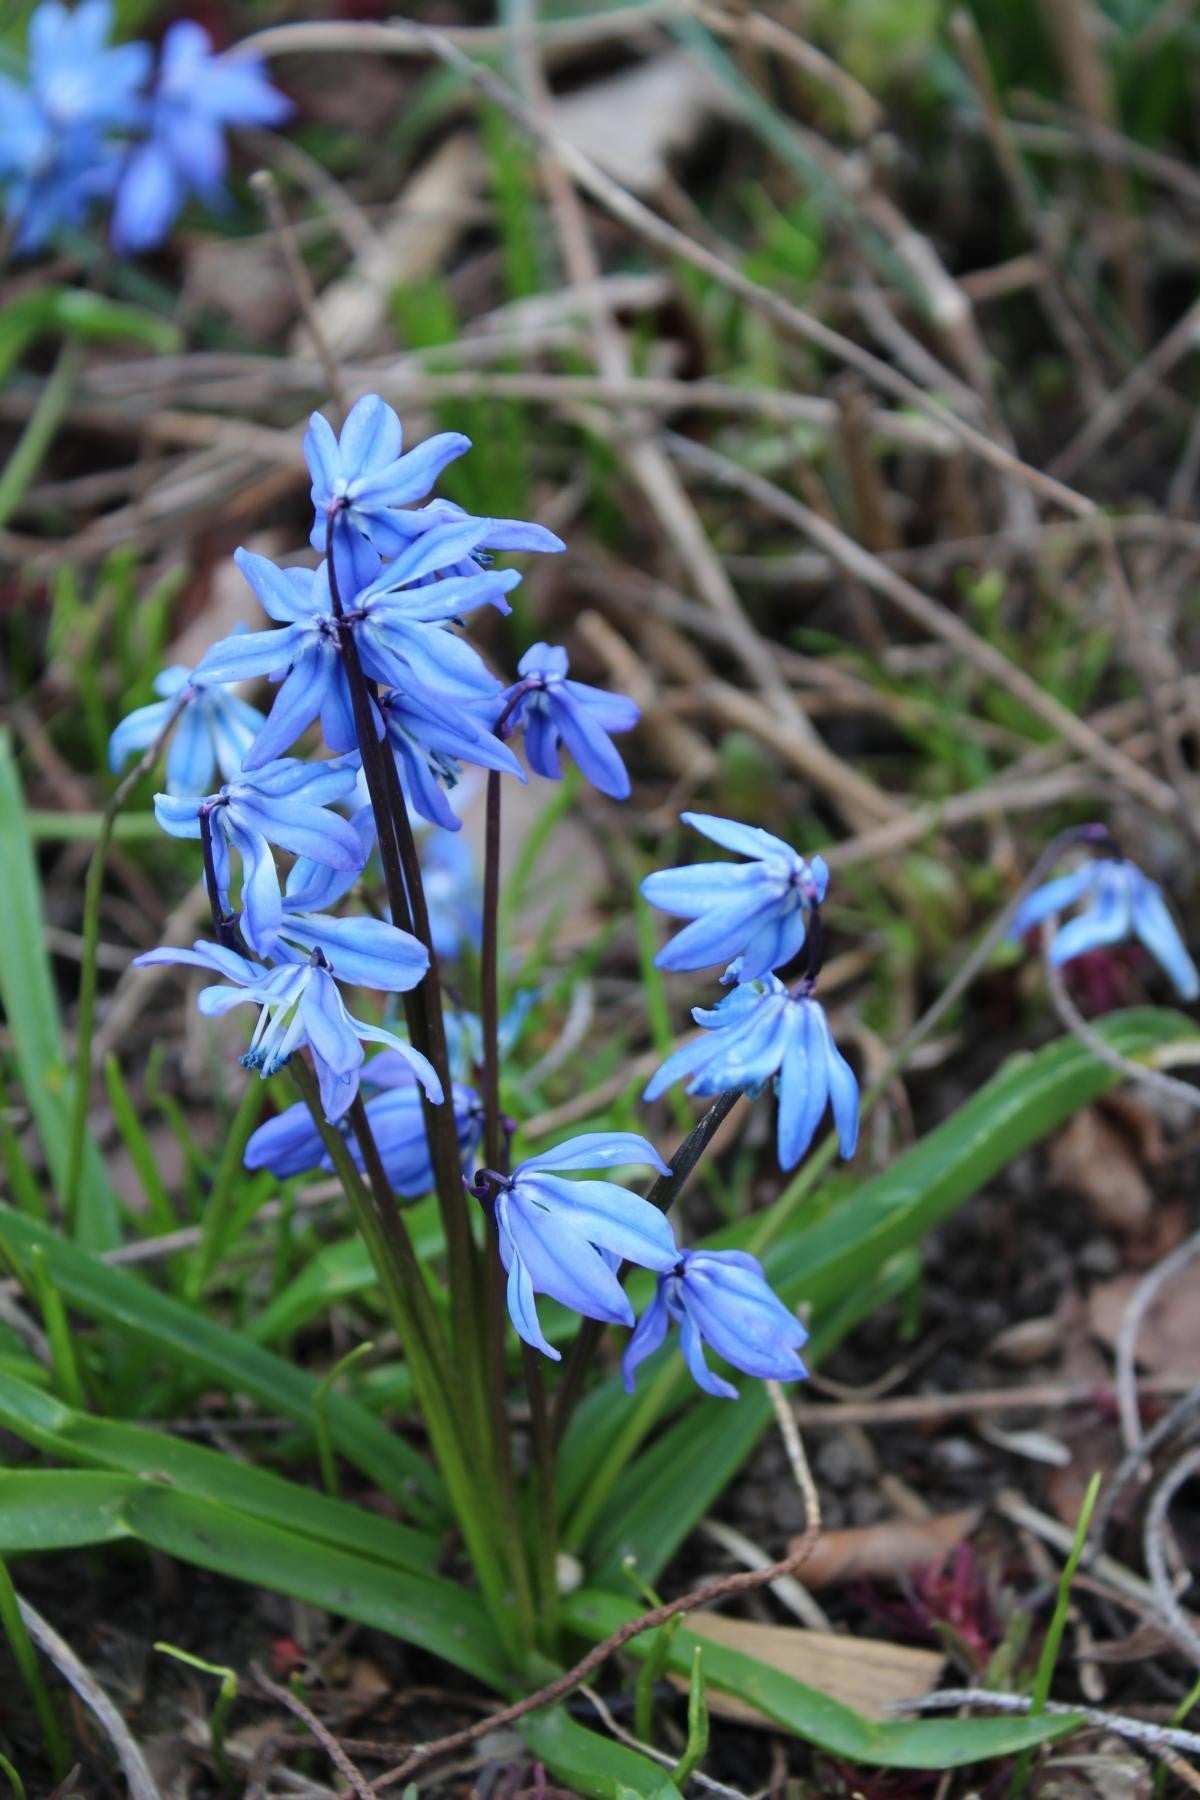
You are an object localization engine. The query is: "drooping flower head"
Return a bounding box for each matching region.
[500,641,639,801]
[482,1133,676,1360]
[1010,855,1198,1001]
[643,814,828,981]
[623,1248,808,1399]
[378,495,565,577]
[379,685,522,835]
[153,757,366,955]
[645,975,858,1171]
[112,21,291,253]
[0,0,150,250]
[135,930,438,1121]
[109,660,264,796]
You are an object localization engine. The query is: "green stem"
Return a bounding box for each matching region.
[0,336,80,531]
[0,1561,68,1781]
[564,1357,684,1552]
[185,1078,264,1300]
[65,691,187,1228]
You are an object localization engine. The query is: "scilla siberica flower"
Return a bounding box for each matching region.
[380,495,565,577]
[0,0,149,251]
[500,642,640,801]
[643,814,828,981]
[1010,855,1199,1001]
[109,660,264,797]
[246,1052,483,1194]
[623,1249,808,1399]
[135,931,438,1122]
[646,975,858,1171]
[154,758,366,956]
[193,521,519,767]
[379,685,523,834]
[112,21,290,253]
[485,1134,676,1360]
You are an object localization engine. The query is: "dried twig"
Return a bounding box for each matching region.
[893,1687,1200,1758]
[253,1664,378,1800]
[1143,1444,1200,1667]
[17,1595,162,1800]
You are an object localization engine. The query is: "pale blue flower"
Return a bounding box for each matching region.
[109,661,264,796]
[1010,856,1198,1001]
[643,813,829,981]
[153,757,366,955]
[112,20,290,253]
[380,495,565,578]
[623,1249,808,1399]
[501,642,638,800]
[134,933,438,1121]
[380,685,522,834]
[489,1133,676,1360]
[645,975,858,1171]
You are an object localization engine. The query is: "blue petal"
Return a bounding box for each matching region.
[337,394,403,476]
[678,1310,738,1400]
[520,1132,670,1176]
[1130,876,1200,1000]
[109,697,170,772]
[244,1103,325,1177]
[621,1286,671,1393]
[681,812,798,864]
[518,1174,679,1272]
[1009,866,1100,939]
[281,912,428,992]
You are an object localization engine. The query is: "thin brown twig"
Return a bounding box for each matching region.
[252,169,348,417]
[253,1663,378,1800]
[1114,1229,1200,1455]
[1143,1446,1200,1667]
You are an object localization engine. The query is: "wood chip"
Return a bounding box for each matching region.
[795,1508,981,1591]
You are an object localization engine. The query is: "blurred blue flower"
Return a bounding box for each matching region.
[0,0,150,250]
[1010,856,1199,1001]
[642,813,828,981]
[380,685,522,834]
[246,1052,483,1193]
[645,975,858,1171]
[622,1248,808,1399]
[154,757,366,955]
[109,660,264,796]
[305,396,471,595]
[112,20,290,253]
[194,527,516,766]
[445,990,539,1082]
[501,641,638,800]
[489,1133,676,1359]
[135,932,438,1121]
[420,830,482,961]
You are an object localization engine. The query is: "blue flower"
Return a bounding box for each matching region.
[622,1249,808,1400]
[112,20,290,253]
[642,813,829,981]
[193,527,516,767]
[501,642,639,800]
[420,830,482,962]
[378,495,566,579]
[489,1133,677,1360]
[305,396,472,595]
[445,990,540,1082]
[645,975,858,1171]
[153,757,366,955]
[246,1052,483,1193]
[380,685,522,834]
[134,933,439,1121]
[0,0,150,251]
[109,661,264,796]
[1010,856,1199,1001]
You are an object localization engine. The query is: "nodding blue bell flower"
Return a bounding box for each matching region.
[109,660,264,796]
[380,684,523,835]
[153,757,366,957]
[622,1249,808,1400]
[485,1133,676,1360]
[643,813,829,982]
[378,495,565,579]
[0,0,151,253]
[111,19,290,253]
[134,932,438,1122]
[645,975,858,1172]
[193,525,516,767]
[1010,855,1199,1002]
[500,641,639,800]
[246,1053,483,1194]
[305,396,472,596]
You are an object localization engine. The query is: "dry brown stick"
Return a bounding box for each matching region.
[252,170,348,418]
[1144,1446,1200,1667]
[664,430,1177,815]
[254,1664,378,1800]
[367,1429,823,1793]
[781,1371,1199,1431]
[1114,1229,1200,1455]
[236,4,679,62]
[687,0,882,137]
[1051,293,1200,480]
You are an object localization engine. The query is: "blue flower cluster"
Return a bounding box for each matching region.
[642,812,859,1170]
[0,1,289,254]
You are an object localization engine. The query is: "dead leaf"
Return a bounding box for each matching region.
[988,1315,1064,1365]
[550,52,732,196]
[1088,1267,1200,1374]
[794,1509,981,1591]
[673,1613,943,1726]
[1047,1106,1153,1235]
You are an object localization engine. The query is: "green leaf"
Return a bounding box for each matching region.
[519,1707,681,1800]
[0,1206,445,1524]
[250,1202,442,1345]
[0,1472,507,1688]
[0,1371,438,1575]
[564,1592,1081,1770]
[0,731,119,1248]
[0,288,179,383]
